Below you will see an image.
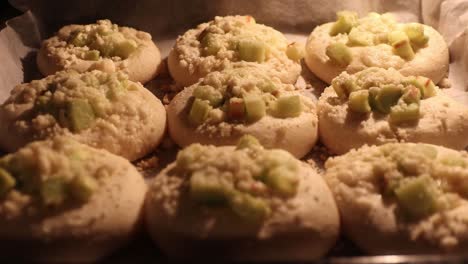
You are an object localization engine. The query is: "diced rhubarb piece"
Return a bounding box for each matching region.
[84,50,100,61]
[329,11,358,36]
[388,31,415,60]
[229,192,270,222]
[265,166,299,197]
[332,78,358,98]
[390,103,420,124]
[189,98,212,125]
[244,94,266,122]
[401,86,421,104]
[70,175,98,202]
[193,85,224,107]
[394,175,438,219]
[348,90,371,113]
[114,40,138,59]
[286,42,305,61]
[238,39,267,63]
[190,171,230,206]
[274,95,302,118]
[348,28,374,46]
[326,42,352,66]
[41,178,68,206]
[228,98,246,120]
[404,23,429,46]
[236,135,261,150]
[67,99,96,132]
[374,85,403,114]
[201,33,222,56]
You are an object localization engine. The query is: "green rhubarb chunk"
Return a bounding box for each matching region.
[0,168,15,197]
[228,98,246,120]
[84,50,100,61]
[348,28,374,46]
[193,85,223,107]
[106,82,126,100]
[259,81,278,93]
[244,94,266,122]
[70,32,88,47]
[230,192,270,223]
[374,85,403,114]
[190,171,230,206]
[404,23,429,46]
[274,95,302,118]
[390,103,420,124]
[401,86,421,104]
[326,42,352,66]
[286,42,305,61]
[201,33,222,56]
[332,78,358,98]
[67,99,96,132]
[238,39,267,63]
[348,90,371,113]
[236,134,261,150]
[41,178,68,207]
[394,175,438,219]
[329,11,358,36]
[388,31,414,60]
[69,175,98,202]
[114,40,138,59]
[418,77,437,98]
[264,166,298,197]
[189,98,212,125]
[368,87,380,111]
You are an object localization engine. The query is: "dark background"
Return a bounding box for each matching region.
[1,1,21,28]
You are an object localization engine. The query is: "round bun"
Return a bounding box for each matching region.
[325,143,468,254]
[37,20,161,84]
[146,143,340,261]
[168,15,301,87]
[317,67,468,155]
[305,12,449,84]
[0,70,166,161]
[0,137,147,262]
[167,67,318,158]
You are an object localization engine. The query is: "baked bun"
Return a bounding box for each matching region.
[326,143,468,254]
[168,15,302,87]
[37,19,161,84]
[0,70,166,161]
[167,66,318,158]
[305,11,449,84]
[145,136,340,261]
[318,67,468,155]
[0,136,147,262]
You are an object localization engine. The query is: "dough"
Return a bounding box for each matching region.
[305,12,449,84]
[0,136,147,262]
[317,67,468,154]
[168,15,301,87]
[0,70,166,161]
[167,66,318,158]
[37,20,161,84]
[325,143,468,254]
[146,140,339,261]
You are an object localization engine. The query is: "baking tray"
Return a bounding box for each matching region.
[3,0,468,263]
